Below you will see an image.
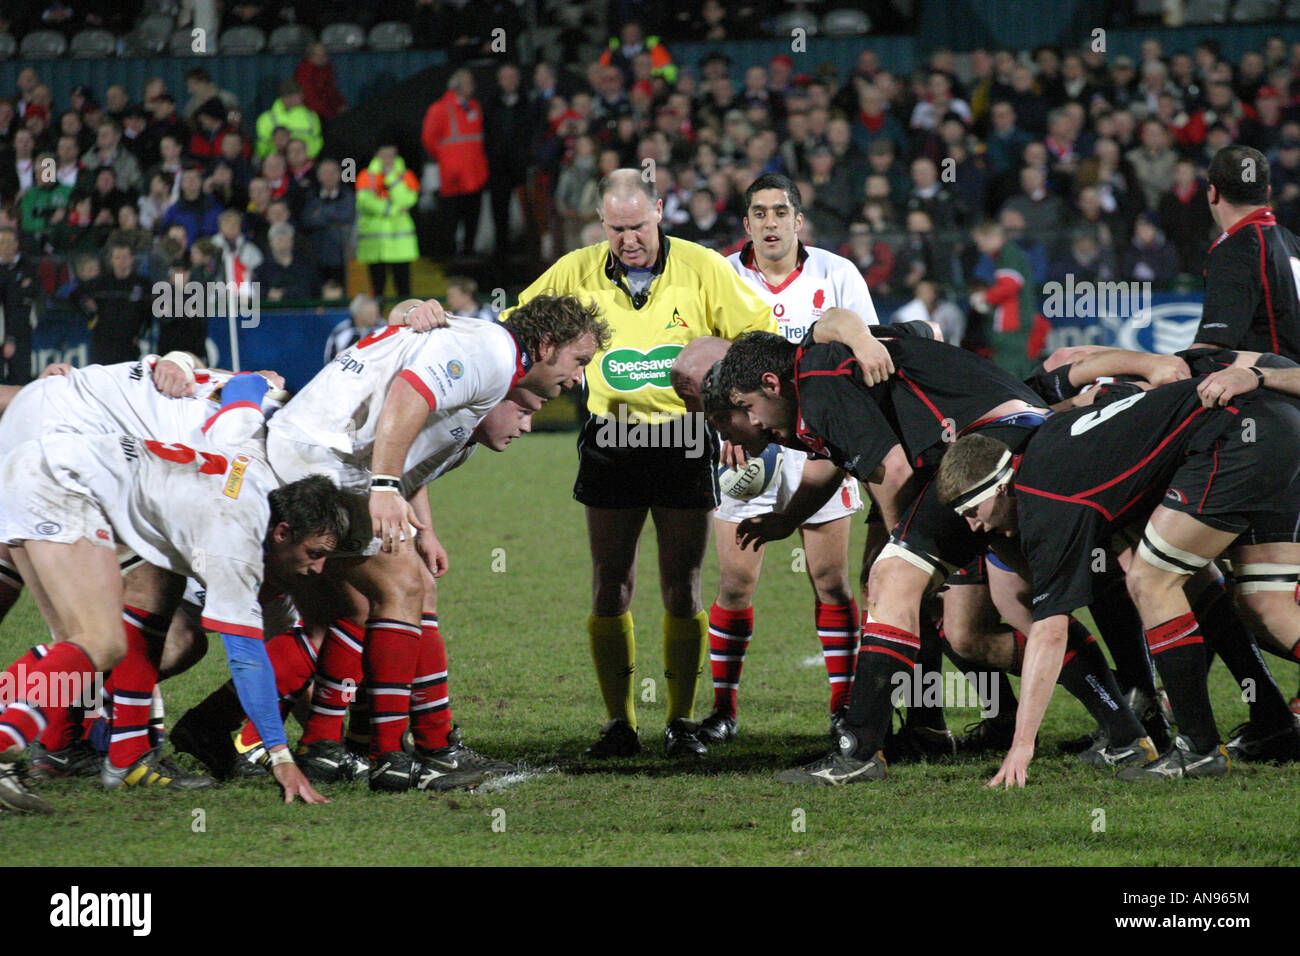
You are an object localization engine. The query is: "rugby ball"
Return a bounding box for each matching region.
[718,443,783,500]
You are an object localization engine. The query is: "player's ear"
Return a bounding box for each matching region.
[270,521,293,544]
[536,333,554,363]
[759,370,781,395]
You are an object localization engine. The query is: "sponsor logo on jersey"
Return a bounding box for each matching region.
[813,288,825,310]
[601,344,684,391]
[223,455,250,499]
[95,528,110,541]
[1165,488,1188,504]
[450,426,468,441]
[664,308,687,330]
[36,521,61,535]
[774,303,785,318]
[334,353,365,375]
[446,359,465,380]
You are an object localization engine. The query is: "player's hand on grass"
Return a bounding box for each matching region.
[153,357,196,397]
[39,362,74,378]
[1143,353,1191,387]
[416,530,449,577]
[851,332,895,387]
[736,512,797,550]
[1198,366,1258,407]
[271,759,330,804]
[396,299,449,331]
[370,491,428,553]
[988,742,1034,790]
[719,440,748,468]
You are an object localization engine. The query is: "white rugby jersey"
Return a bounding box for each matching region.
[38,404,274,637]
[727,242,878,343]
[269,318,522,491]
[0,357,271,455]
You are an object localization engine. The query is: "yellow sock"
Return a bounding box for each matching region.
[664,611,708,722]
[588,612,636,729]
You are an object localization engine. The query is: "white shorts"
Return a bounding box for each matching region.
[0,439,117,549]
[714,445,862,525]
[266,430,379,556]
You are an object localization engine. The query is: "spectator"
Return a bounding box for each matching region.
[422,69,489,258]
[1001,164,1067,236]
[52,133,82,190]
[81,120,143,193]
[840,219,897,295]
[671,187,731,250]
[553,135,600,254]
[1048,231,1116,286]
[19,152,70,240]
[1157,158,1215,275]
[155,241,214,356]
[356,144,418,298]
[300,158,354,287]
[254,222,322,301]
[120,106,153,167]
[145,133,185,204]
[284,138,317,218]
[0,226,39,384]
[985,100,1033,176]
[599,21,676,87]
[485,62,532,258]
[445,275,496,320]
[255,80,323,161]
[806,143,855,244]
[261,152,290,204]
[968,219,1038,379]
[145,93,188,160]
[892,278,965,346]
[324,292,383,363]
[0,99,16,147]
[49,190,109,254]
[58,109,92,154]
[1125,119,1177,211]
[243,178,272,244]
[182,68,238,126]
[1076,137,1143,238]
[1005,63,1048,137]
[23,103,53,154]
[138,172,174,232]
[191,97,240,165]
[211,208,264,277]
[1120,212,1180,284]
[907,155,967,229]
[294,43,347,122]
[107,203,154,258]
[2,128,36,201]
[161,165,222,246]
[1272,137,1300,232]
[79,241,151,366]
[89,166,132,228]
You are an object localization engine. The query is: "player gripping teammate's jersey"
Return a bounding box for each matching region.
[722,241,870,523]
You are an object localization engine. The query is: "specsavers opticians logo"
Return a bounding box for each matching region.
[602,344,683,391]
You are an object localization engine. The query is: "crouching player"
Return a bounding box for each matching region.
[936,375,1300,786]
[0,376,349,812]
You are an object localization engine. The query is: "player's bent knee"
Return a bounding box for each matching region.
[1128,523,1211,605]
[868,546,943,604]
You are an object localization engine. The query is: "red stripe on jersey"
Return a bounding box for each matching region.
[1073,407,1208,500]
[398,369,438,410]
[357,325,401,349]
[896,370,947,428]
[1256,223,1279,354]
[201,401,261,434]
[1208,207,1276,254]
[796,359,859,378]
[203,618,262,639]
[1197,444,1220,514]
[1015,483,1116,520]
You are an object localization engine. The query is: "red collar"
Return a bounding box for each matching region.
[1209,206,1275,253]
[741,241,808,295]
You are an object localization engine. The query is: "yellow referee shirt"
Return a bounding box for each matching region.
[512,235,776,422]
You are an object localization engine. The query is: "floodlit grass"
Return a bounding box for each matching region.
[4,433,1299,866]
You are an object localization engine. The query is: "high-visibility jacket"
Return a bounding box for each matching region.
[355,156,420,264]
[599,35,677,84]
[421,91,489,197]
[255,97,323,159]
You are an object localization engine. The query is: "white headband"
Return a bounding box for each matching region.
[949,450,1013,514]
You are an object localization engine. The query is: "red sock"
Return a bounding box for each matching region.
[410,613,453,750]
[299,619,364,746]
[364,618,421,757]
[816,600,859,713]
[108,606,168,767]
[708,603,753,718]
[238,627,319,749]
[0,642,95,752]
[1,643,50,708]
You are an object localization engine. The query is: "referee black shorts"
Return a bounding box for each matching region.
[1160,399,1300,536]
[573,414,720,510]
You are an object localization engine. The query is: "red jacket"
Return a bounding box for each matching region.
[294,59,347,121]
[421,91,488,196]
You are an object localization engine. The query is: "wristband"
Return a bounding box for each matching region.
[371,474,403,493]
[1249,366,1265,388]
[159,351,197,384]
[268,748,295,768]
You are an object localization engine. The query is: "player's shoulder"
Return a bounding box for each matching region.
[802,244,858,277]
[796,337,856,375]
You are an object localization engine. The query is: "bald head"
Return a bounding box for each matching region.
[598,168,658,204]
[671,336,732,412]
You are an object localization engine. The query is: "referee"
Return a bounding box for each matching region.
[1192,145,1300,360]
[513,169,774,757]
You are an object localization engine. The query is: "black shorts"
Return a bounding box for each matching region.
[885,419,1042,582]
[1161,400,1300,536]
[573,414,719,510]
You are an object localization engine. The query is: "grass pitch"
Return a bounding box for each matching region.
[4,432,1300,866]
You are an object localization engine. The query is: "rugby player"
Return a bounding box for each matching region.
[0,376,349,812]
[936,370,1300,786]
[716,329,1149,784]
[266,295,608,790]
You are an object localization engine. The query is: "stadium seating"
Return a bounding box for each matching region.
[268,25,315,56]
[822,8,872,35]
[19,30,68,60]
[70,29,118,59]
[219,25,267,56]
[0,32,15,59]
[1230,0,1282,19]
[367,22,414,53]
[321,22,367,54]
[124,14,176,56]
[1184,0,1230,21]
[771,11,820,37]
[169,27,200,55]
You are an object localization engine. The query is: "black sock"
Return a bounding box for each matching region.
[939,629,1018,722]
[1089,568,1158,697]
[908,618,949,732]
[1194,584,1294,731]
[844,620,920,757]
[1145,612,1219,752]
[1058,618,1146,742]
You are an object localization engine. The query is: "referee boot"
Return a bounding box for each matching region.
[1116,735,1230,781]
[696,710,738,745]
[584,719,642,759]
[664,718,708,757]
[100,747,217,791]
